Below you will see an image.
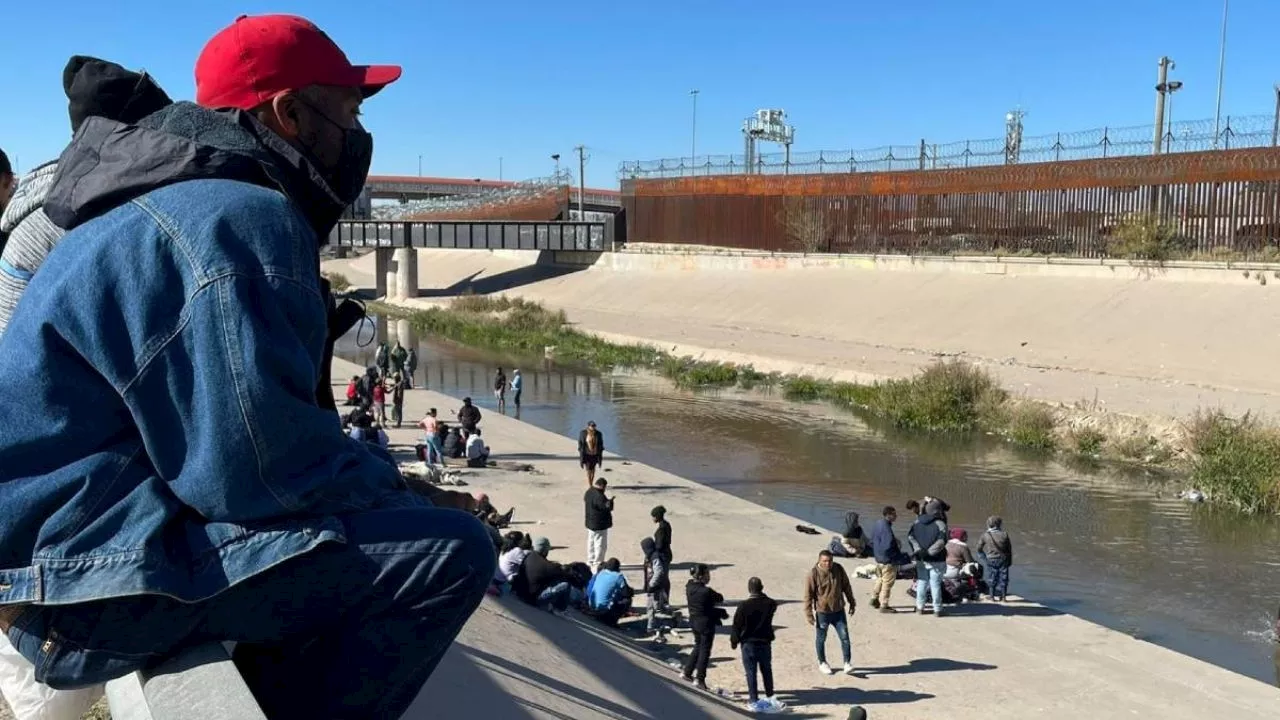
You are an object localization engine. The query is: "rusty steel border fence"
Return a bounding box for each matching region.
[619,114,1277,179]
[621,147,1280,257]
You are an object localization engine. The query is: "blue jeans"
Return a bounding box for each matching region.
[741,641,773,702]
[425,435,443,465]
[986,556,1011,598]
[537,582,573,611]
[916,560,946,612]
[4,507,495,720]
[814,610,850,665]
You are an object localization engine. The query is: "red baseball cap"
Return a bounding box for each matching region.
[195,14,402,111]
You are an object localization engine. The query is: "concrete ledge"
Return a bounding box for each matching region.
[615,242,1280,284]
[105,643,266,720]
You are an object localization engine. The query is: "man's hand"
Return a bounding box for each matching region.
[806,614,815,627]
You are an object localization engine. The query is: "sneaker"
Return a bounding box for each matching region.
[765,696,787,712]
[819,662,834,675]
[747,698,785,714]
[879,606,897,613]
[842,662,855,675]
[869,597,880,609]
[694,681,709,691]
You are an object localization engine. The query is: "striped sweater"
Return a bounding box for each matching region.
[0,161,62,339]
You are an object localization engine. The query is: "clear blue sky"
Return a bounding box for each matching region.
[2,0,1277,188]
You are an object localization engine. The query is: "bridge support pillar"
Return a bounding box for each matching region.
[392,247,418,300]
[374,249,391,299]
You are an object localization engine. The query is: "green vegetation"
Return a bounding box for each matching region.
[1105,212,1188,263]
[1069,426,1107,457]
[1185,410,1280,515]
[1005,402,1059,451]
[376,296,1280,514]
[322,271,351,292]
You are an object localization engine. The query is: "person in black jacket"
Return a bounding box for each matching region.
[730,577,786,713]
[513,537,574,612]
[682,563,727,691]
[583,478,613,572]
[651,505,673,565]
[577,421,604,487]
[457,397,482,433]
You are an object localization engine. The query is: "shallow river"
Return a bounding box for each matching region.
[338,317,1280,684]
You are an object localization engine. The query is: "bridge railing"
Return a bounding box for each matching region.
[330,220,611,251]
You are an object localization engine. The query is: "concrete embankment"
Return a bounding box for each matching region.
[333,358,1280,719]
[323,246,1280,426]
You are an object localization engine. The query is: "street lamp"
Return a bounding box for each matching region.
[689,89,700,177]
[1157,80,1184,152]
[551,154,561,182]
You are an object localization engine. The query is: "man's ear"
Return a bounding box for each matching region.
[260,93,303,140]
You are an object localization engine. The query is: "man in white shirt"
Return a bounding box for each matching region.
[465,429,490,468]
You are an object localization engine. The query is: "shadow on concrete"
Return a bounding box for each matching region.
[949,602,1063,618]
[670,562,735,573]
[775,687,935,707]
[856,657,998,675]
[417,259,587,299]
[407,642,540,719]
[495,452,580,461]
[480,601,754,718]
[606,485,694,493]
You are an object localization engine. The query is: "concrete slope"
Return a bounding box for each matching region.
[332,358,1280,720]
[323,249,1280,419]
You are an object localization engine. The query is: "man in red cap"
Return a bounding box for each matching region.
[0,15,494,720]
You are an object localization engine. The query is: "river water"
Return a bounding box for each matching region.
[338,317,1280,684]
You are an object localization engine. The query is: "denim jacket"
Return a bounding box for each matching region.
[0,103,416,607]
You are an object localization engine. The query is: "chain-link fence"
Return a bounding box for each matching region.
[619,115,1277,179]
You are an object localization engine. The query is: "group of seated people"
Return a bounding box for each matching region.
[490,531,635,627]
[341,406,389,448]
[415,414,492,468]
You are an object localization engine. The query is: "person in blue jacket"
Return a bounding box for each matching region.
[0,15,493,720]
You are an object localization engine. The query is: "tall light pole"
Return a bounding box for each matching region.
[1152,56,1174,155]
[689,89,700,177]
[1213,0,1229,148]
[417,154,422,177]
[1160,80,1184,152]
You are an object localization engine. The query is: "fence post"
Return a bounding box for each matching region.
[1101,127,1109,158]
[918,139,927,170]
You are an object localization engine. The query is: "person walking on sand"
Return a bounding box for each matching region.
[583,477,613,572]
[682,564,727,691]
[578,420,604,486]
[511,368,523,413]
[494,366,507,413]
[730,577,786,714]
[869,506,909,612]
[977,515,1014,602]
[804,550,857,675]
[404,346,418,389]
[907,500,949,616]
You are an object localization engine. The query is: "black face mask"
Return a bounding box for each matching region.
[297,98,373,206]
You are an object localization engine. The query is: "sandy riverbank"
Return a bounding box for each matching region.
[333,358,1280,719]
[322,248,1280,428]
